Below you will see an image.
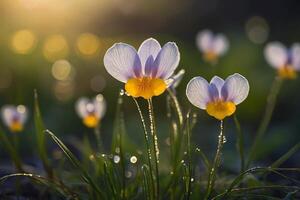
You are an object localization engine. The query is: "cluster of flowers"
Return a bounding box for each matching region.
[1,31,299,132]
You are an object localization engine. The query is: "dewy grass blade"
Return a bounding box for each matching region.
[212,167,300,199]
[112,92,126,199]
[148,98,160,199]
[233,115,245,172]
[167,88,184,126]
[142,164,153,200]
[0,126,23,172]
[185,112,192,200]
[45,129,103,197]
[205,120,225,200]
[34,90,53,179]
[0,173,78,199]
[132,97,155,199]
[247,77,283,167]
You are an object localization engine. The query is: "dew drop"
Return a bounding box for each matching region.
[130,156,137,164]
[113,155,120,163]
[125,171,132,178]
[119,89,125,96]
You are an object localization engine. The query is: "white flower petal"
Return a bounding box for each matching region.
[138,38,161,68]
[212,34,229,55]
[186,77,211,109]
[153,42,180,79]
[291,43,300,70]
[210,76,225,94]
[93,94,106,119]
[1,105,15,126]
[264,42,287,69]
[196,30,213,52]
[104,43,142,83]
[75,97,89,118]
[221,73,249,105]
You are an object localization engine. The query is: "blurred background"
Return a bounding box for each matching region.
[0,0,299,171]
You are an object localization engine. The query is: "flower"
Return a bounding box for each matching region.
[75,94,106,128]
[103,38,180,99]
[196,30,229,64]
[186,73,249,120]
[1,105,28,132]
[264,42,300,79]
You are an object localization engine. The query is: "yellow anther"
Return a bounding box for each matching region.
[206,101,236,120]
[83,115,99,128]
[125,77,167,99]
[10,121,23,132]
[203,51,218,64]
[278,65,297,79]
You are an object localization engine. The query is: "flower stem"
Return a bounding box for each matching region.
[185,112,192,200]
[148,99,160,199]
[132,98,155,200]
[205,120,224,199]
[246,76,283,168]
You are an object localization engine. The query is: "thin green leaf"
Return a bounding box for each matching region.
[0,126,23,172]
[45,129,104,197]
[0,173,77,199]
[34,90,53,178]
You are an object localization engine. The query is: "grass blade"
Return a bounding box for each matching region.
[45,129,104,197]
[34,90,53,178]
[270,142,300,168]
[0,126,23,172]
[0,173,78,199]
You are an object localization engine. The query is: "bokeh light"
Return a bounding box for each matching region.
[51,59,74,81]
[10,29,37,54]
[43,34,69,62]
[245,16,269,44]
[76,33,100,57]
[53,80,75,102]
[17,105,26,113]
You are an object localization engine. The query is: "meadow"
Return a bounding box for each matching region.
[0,0,300,199]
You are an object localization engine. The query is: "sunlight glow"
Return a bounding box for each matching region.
[51,60,73,81]
[76,33,100,57]
[43,34,69,62]
[10,29,37,54]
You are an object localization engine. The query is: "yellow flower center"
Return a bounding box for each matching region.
[10,121,23,132]
[125,77,167,99]
[206,101,236,120]
[83,115,99,128]
[203,51,218,64]
[278,65,297,79]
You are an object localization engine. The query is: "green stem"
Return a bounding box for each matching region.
[247,77,283,167]
[233,115,245,173]
[132,98,155,200]
[167,89,183,126]
[205,120,225,199]
[0,128,23,172]
[185,112,192,200]
[148,99,160,199]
